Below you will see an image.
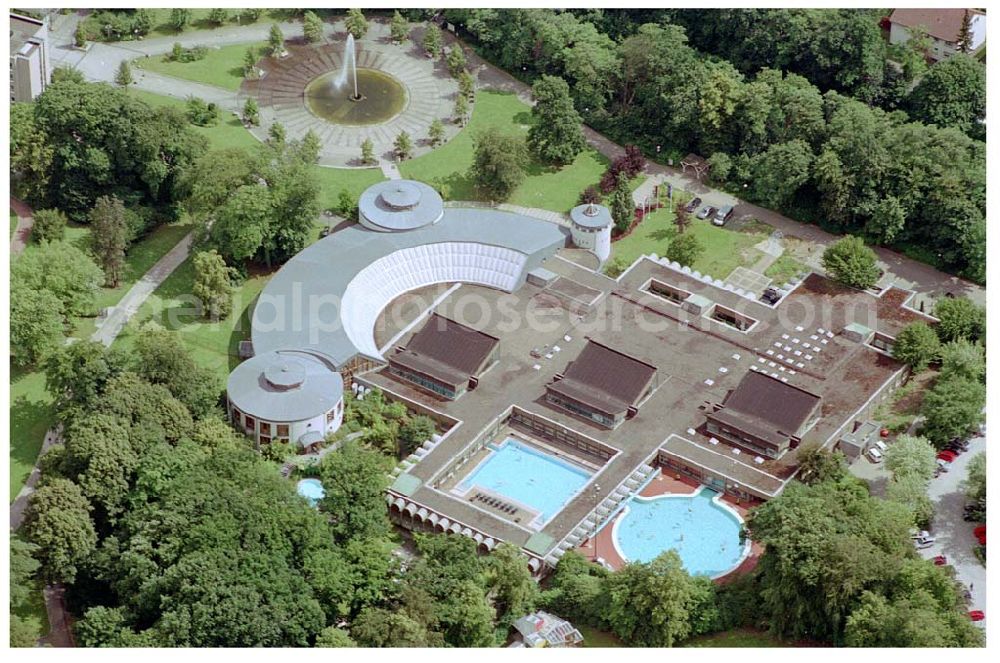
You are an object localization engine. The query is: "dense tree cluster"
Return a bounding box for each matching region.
[184,142,321,267]
[744,474,982,646]
[13,78,207,222]
[445,9,985,282]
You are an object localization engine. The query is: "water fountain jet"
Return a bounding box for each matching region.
[333,33,362,101]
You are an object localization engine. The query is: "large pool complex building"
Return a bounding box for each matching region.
[229,179,934,575]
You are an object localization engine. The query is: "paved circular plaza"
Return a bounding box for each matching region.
[242,28,461,167]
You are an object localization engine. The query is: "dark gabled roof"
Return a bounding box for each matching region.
[390,314,499,386]
[716,371,820,437]
[548,340,657,416]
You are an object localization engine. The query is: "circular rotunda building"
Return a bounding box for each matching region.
[226,350,345,450]
[569,203,613,264]
[358,180,444,232]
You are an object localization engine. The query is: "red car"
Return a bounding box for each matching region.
[937,450,957,463]
[974,525,986,546]
[933,555,947,566]
[969,610,985,622]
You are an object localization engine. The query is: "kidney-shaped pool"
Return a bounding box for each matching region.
[612,486,750,578]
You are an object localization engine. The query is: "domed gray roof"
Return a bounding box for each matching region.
[359,179,444,232]
[570,203,613,229]
[227,350,343,422]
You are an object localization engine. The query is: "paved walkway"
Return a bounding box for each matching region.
[10,196,34,255]
[90,231,194,346]
[37,584,75,648]
[9,428,62,532]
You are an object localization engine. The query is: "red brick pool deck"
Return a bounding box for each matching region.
[573,470,764,581]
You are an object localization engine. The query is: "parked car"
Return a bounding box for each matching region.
[867,447,883,463]
[712,205,734,226]
[936,459,950,473]
[874,440,888,454]
[696,205,715,220]
[761,287,781,305]
[933,555,948,566]
[915,538,936,550]
[684,197,702,213]
[937,450,958,463]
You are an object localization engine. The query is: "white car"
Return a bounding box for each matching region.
[867,447,883,463]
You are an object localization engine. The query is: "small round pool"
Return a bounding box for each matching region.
[297,478,325,507]
[612,487,749,578]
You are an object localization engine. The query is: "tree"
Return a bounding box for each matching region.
[299,128,322,164]
[74,23,87,47]
[360,138,376,164]
[673,201,691,235]
[963,452,986,503]
[44,340,126,413]
[453,93,470,125]
[458,70,475,99]
[114,60,133,89]
[207,8,229,27]
[885,474,934,529]
[608,171,633,233]
[933,297,985,344]
[957,10,974,53]
[795,443,846,485]
[485,543,538,627]
[604,551,700,647]
[390,11,408,43]
[892,322,940,372]
[10,102,53,203]
[906,55,985,139]
[845,586,983,647]
[90,195,130,287]
[10,286,64,366]
[243,47,259,79]
[423,23,443,58]
[242,97,259,126]
[527,75,586,165]
[821,236,881,290]
[133,326,222,418]
[11,240,103,316]
[665,233,703,267]
[30,208,67,243]
[268,121,286,146]
[920,375,985,446]
[745,478,915,641]
[344,9,369,39]
[10,536,41,611]
[185,96,221,126]
[75,606,134,647]
[394,131,414,160]
[428,118,445,146]
[863,195,906,245]
[884,435,937,482]
[24,478,97,583]
[938,340,985,383]
[319,442,390,543]
[398,415,436,457]
[750,139,813,208]
[302,11,323,43]
[168,8,191,31]
[446,46,467,77]
[192,250,236,320]
[268,24,285,57]
[352,607,430,647]
[468,128,528,202]
[315,627,355,647]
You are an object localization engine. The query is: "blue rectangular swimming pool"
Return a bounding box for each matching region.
[458,438,592,522]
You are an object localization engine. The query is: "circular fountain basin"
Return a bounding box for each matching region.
[304,68,407,126]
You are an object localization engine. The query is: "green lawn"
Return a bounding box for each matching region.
[399,91,612,213]
[115,258,272,383]
[314,167,389,211]
[683,628,808,647]
[134,42,267,91]
[609,207,770,280]
[129,89,262,152]
[10,368,55,501]
[578,624,624,648]
[10,210,18,239]
[12,578,49,643]
[764,253,809,286]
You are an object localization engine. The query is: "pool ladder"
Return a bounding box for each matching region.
[544,463,658,567]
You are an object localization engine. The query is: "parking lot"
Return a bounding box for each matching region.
[849,435,986,618]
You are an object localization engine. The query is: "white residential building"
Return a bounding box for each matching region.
[888,8,986,62]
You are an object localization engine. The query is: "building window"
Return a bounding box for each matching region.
[260,422,272,435]
[277,424,289,437]
[260,436,271,445]
[245,416,256,432]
